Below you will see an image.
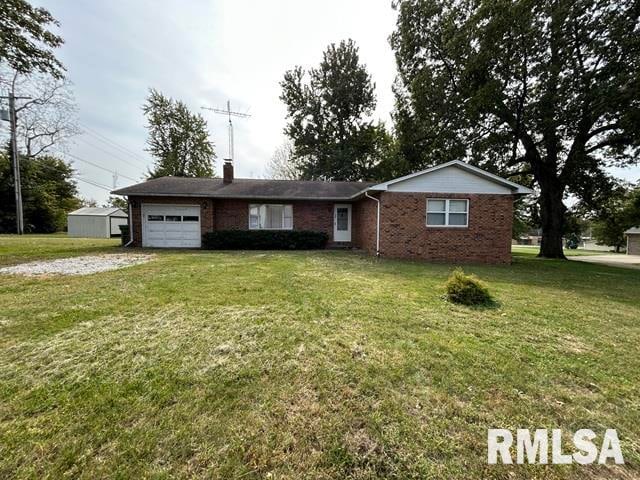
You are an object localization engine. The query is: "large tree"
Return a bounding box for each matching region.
[590,185,640,252]
[0,0,65,78]
[280,39,387,181]
[0,153,81,233]
[265,141,300,180]
[143,89,216,178]
[391,0,640,258]
[0,66,78,158]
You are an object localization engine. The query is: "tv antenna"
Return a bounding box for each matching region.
[202,100,251,162]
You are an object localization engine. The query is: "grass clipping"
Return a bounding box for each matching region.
[444,268,494,306]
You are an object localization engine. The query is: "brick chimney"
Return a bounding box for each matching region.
[223,160,233,184]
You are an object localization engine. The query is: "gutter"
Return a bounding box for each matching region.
[124,198,134,247]
[365,191,381,257]
[109,192,363,202]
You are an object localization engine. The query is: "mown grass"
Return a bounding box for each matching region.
[510,245,612,257]
[0,234,120,266]
[0,235,638,479]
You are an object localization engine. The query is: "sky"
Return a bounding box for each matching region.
[33,0,398,204]
[18,1,640,204]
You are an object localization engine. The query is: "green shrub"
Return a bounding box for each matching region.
[202,230,329,250]
[444,268,494,306]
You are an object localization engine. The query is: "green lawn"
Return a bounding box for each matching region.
[0,236,638,479]
[511,245,613,256]
[0,234,121,266]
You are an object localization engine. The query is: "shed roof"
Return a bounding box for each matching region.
[624,226,640,235]
[112,177,375,201]
[68,207,128,217]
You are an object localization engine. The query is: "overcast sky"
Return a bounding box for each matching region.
[33,0,397,203]
[29,1,640,203]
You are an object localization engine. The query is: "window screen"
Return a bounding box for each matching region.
[426,199,468,227]
[249,204,293,230]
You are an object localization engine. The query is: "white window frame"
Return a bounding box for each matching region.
[248,204,293,230]
[426,198,469,228]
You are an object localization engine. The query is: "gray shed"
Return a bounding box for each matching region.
[67,207,128,238]
[625,227,640,256]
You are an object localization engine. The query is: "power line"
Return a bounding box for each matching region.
[78,124,149,164]
[74,176,113,191]
[65,152,139,182]
[16,156,130,191]
[75,135,148,170]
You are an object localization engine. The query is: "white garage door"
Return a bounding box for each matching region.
[142,204,201,248]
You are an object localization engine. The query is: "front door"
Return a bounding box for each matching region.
[334,204,352,242]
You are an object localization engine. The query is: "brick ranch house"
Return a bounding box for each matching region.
[112,160,532,264]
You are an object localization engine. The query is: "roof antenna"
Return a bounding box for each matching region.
[202,100,251,163]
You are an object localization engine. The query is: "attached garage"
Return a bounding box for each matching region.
[142,204,201,248]
[67,207,128,238]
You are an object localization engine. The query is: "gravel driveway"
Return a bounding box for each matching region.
[0,254,154,276]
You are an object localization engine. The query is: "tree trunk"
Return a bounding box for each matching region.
[538,176,566,259]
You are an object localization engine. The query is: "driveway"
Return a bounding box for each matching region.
[571,254,640,270]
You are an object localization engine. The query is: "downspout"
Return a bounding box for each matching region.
[365,191,380,257]
[124,198,134,247]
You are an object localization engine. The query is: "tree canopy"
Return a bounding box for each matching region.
[143,89,216,178]
[0,153,81,233]
[591,185,640,252]
[391,0,640,258]
[280,39,387,181]
[0,0,65,78]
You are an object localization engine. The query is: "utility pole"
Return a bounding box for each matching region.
[1,91,31,235]
[202,101,251,162]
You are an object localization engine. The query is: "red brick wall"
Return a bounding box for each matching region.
[352,196,378,253]
[215,199,336,239]
[129,196,339,245]
[213,199,250,230]
[128,193,514,263]
[371,192,514,264]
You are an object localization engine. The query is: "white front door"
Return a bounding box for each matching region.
[142,204,201,248]
[334,204,352,242]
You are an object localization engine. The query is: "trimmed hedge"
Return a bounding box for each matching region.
[202,230,329,250]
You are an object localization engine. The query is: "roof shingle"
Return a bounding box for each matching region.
[112,177,374,200]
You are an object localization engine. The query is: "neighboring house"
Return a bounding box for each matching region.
[112,160,532,264]
[625,227,640,255]
[67,207,128,238]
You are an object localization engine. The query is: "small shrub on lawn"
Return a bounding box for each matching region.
[202,230,329,250]
[444,268,494,306]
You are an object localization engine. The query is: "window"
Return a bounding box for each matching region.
[426,199,468,227]
[249,204,293,230]
[165,215,182,222]
[148,215,164,221]
[183,215,199,222]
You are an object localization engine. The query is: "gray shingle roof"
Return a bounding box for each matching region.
[112,177,375,200]
[68,207,128,217]
[625,227,640,235]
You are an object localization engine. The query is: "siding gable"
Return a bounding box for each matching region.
[385,165,513,194]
